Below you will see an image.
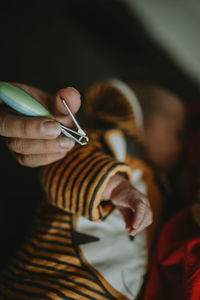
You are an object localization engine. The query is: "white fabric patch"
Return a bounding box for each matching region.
[77,210,147,299]
[109,133,127,162]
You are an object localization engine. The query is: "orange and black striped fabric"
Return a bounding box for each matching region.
[0,205,129,300]
[40,139,132,221]
[0,140,133,300]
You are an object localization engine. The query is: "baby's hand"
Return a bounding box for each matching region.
[101,173,153,236]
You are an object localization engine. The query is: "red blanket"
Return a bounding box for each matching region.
[143,207,200,300]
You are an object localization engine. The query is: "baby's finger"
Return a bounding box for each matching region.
[6,136,75,155]
[15,151,68,168]
[131,200,146,231]
[131,208,153,235]
[118,207,133,230]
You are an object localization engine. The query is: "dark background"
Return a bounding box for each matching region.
[0,1,200,267]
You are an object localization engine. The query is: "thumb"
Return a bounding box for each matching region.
[49,87,81,126]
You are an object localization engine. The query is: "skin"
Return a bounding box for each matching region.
[141,89,186,172]
[0,83,81,167]
[101,173,153,236]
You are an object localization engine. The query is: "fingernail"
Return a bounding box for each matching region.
[60,136,75,148]
[41,121,61,137]
[129,232,136,237]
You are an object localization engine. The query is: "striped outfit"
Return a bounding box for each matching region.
[0,80,163,299]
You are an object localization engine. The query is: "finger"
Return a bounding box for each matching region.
[0,110,61,139]
[117,207,139,236]
[118,207,133,230]
[11,83,81,126]
[130,209,153,235]
[132,197,152,231]
[15,151,68,168]
[131,200,146,231]
[6,136,75,155]
[50,87,81,126]
[127,191,151,228]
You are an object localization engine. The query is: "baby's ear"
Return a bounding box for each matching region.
[103,129,127,162]
[83,80,140,136]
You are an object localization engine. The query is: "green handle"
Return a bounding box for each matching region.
[0,81,54,119]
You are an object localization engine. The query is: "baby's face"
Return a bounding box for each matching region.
[143,99,186,171]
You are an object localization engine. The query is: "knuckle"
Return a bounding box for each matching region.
[50,138,62,152]
[21,118,41,138]
[22,119,32,136]
[39,138,64,154]
[7,138,24,153]
[0,112,9,136]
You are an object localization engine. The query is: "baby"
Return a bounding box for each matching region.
[130,81,186,173]
[142,102,199,300]
[0,79,185,300]
[85,78,186,173]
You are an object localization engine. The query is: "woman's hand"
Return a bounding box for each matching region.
[0,83,81,167]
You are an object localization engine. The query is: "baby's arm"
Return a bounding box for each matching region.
[40,139,153,233]
[101,173,153,236]
[40,141,133,221]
